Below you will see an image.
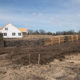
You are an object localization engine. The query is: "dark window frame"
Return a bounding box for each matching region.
[3,33,7,36]
[12,33,16,36]
[5,28,8,30]
[18,33,21,36]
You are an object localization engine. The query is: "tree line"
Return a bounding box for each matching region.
[27,29,80,35]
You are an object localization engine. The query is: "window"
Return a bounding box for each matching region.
[12,33,16,36]
[3,33,7,36]
[18,33,21,36]
[5,28,8,30]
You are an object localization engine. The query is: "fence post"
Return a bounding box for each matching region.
[76,35,79,40]
[58,36,61,45]
[51,38,54,45]
[71,35,74,42]
[38,54,40,65]
[63,37,65,43]
[29,54,31,65]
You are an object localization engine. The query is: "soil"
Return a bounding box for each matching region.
[0,40,80,80]
[0,54,80,80]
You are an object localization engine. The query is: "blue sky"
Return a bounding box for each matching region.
[0,0,80,32]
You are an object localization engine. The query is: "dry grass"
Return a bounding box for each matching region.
[0,36,80,80]
[4,35,67,40]
[0,54,80,80]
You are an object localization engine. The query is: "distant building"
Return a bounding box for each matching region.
[0,23,27,38]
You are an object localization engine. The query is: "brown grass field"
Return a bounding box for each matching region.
[0,35,80,80]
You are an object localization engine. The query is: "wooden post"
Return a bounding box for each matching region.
[58,36,61,45]
[51,38,54,45]
[38,54,40,65]
[63,37,65,43]
[76,35,79,40]
[0,33,4,47]
[29,54,31,65]
[71,35,74,42]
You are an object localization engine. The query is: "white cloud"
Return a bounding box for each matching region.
[0,4,80,32]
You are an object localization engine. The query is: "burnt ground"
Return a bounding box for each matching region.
[0,40,80,66]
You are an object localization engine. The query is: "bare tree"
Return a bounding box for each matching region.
[39,29,45,35]
[28,29,34,35]
[47,32,53,35]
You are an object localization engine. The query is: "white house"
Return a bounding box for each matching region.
[0,23,27,38]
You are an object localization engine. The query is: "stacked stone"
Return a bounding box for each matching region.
[4,39,46,47]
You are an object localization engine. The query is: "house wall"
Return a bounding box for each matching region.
[1,24,23,38]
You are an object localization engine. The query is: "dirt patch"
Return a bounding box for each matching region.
[0,40,80,80]
[0,41,80,66]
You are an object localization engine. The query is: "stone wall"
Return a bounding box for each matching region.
[4,39,47,47]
